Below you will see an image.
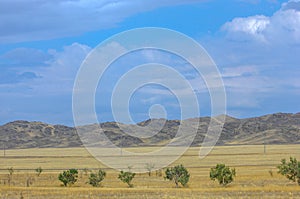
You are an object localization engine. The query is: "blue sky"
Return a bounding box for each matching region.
[0,0,299,126]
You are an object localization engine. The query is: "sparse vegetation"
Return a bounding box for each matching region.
[127,165,133,172]
[118,171,136,187]
[8,167,14,176]
[0,145,300,198]
[210,164,236,186]
[145,163,155,176]
[88,169,106,187]
[35,166,43,177]
[58,169,78,187]
[164,164,190,188]
[277,157,300,185]
[269,169,273,177]
[7,167,14,186]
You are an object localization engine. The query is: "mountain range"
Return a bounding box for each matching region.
[0,112,300,149]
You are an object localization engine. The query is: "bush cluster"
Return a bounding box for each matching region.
[277,157,300,185]
[10,156,300,188]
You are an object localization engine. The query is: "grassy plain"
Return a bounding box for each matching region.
[0,145,300,198]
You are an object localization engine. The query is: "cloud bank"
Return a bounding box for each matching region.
[222,0,300,44]
[0,0,204,43]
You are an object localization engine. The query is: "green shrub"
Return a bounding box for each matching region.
[88,169,106,187]
[118,171,136,187]
[210,164,236,186]
[8,167,14,176]
[165,164,190,188]
[58,169,78,187]
[277,157,300,185]
[35,166,43,177]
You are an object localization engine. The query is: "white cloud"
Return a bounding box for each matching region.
[0,41,135,124]
[222,15,270,41]
[204,0,300,113]
[0,43,92,95]
[32,43,92,95]
[222,0,300,44]
[0,0,205,43]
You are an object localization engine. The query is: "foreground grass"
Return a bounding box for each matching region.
[0,145,300,198]
[1,186,300,199]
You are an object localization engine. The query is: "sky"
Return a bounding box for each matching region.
[0,0,299,126]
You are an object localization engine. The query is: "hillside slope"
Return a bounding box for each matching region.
[0,112,299,149]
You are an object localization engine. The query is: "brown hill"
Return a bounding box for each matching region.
[0,112,300,149]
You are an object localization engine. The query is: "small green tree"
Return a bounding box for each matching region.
[35,166,43,177]
[165,164,190,188]
[58,169,78,187]
[210,164,236,186]
[118,171,136,187]
[277,157,300,185]
[88,169,106,187]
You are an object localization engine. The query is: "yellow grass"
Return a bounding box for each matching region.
[0,144,300,198]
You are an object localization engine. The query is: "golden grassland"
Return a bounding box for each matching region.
[0,144,300,198]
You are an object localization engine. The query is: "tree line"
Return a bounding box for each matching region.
[4,156,300,188]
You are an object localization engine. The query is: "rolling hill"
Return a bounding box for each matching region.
[0,112,300,149]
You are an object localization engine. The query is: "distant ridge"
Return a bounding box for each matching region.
[0,112,300,149]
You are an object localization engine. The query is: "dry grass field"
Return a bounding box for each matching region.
[0,145,300,198]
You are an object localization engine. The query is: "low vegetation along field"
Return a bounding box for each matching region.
[0,145,300,198]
